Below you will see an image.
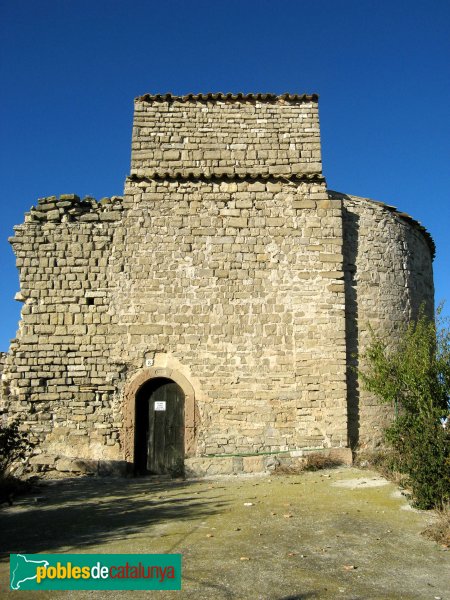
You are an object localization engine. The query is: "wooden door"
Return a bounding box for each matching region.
[147,381,185,475]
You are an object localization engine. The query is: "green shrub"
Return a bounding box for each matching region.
[359,306,450,509]
[0,419,34,476]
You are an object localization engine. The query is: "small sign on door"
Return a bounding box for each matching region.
[154,401,166,411]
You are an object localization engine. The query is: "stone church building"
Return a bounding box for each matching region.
[0,93,434,476]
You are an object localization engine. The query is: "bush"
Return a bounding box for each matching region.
[359,306,450,509]
[0,419,33,476]
[303,452,344,471]
[0,420,35,507]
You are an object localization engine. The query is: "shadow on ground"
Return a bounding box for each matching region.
[0,469,448,599]
[0,476,227,559]
[276,595,319,599]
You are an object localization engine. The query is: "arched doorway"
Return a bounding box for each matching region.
[123,366,198,474]
[134,378,185,476]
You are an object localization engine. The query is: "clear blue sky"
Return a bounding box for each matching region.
[0,0,449,351]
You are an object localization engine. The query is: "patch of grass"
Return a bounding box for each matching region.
[422,504,450,547]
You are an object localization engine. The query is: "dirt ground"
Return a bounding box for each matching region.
[0,467,448,599]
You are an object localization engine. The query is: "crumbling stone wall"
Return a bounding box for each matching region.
[1,93,435,476]
[0,352,5,417]
[2,195,126,473]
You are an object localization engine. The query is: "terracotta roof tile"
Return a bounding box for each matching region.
[136,92,318,103]
[128,171,325,183]
[328,190,435,259]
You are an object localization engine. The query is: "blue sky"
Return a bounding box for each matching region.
[0,0,449,351]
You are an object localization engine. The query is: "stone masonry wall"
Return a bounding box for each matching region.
[110,176,348,459]
[338,192,435,447]
[119,94,351,466]
[131,94,321,177]
[0,352,5,418]
[2,195,127,473]
[2,94,435,476]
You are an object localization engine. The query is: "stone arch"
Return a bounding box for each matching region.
[123,367,197,466]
